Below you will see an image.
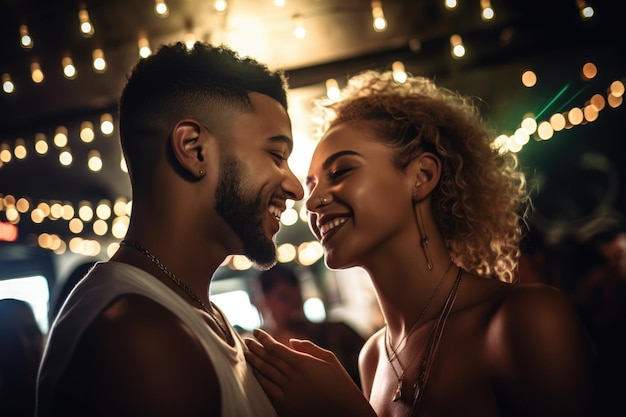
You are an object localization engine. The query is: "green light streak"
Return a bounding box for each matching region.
[535,84,570,120]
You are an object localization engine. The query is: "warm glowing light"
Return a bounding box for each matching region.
[297,241,324,265]
[69,218,84,234]
[520,116,537,135]
[93,219,108,236]
[138,36,152,58]
[35,133,48,155]
[2,73,14,94]
[0,143,12,163]
[581,62,597,80]
[231,255,252,270]
[78,8,95,36]
[88,150,103,171]
[54,126,68,148]
[80,121,95,143]
[445,0,458,10]
[280,208,298,226]
[100,113,114,135]
[549,113,566,131]
[583,104,599,122]
[14,138,27,159]
[568,107,584,125]
[326,78,340,101]
[214,0,227,12]
[31,61,44,83]
[371,1,387,32]
[92,49,107,73]
[292,14,306,38]
[392,61,407,83]
[480,0,495,21]
[184,32,196,50]
[155,0,169,17]
[536,121,554,140]
[609,80,625,97]
[20,25,33,48]
[16,198,30,213]
[96,200,112,220]
[277,243,297,263]
[450,34,465,58]
[59,149,73,166]
[62,56,77,79]
[78,202,94,222]
[521,70,537,87]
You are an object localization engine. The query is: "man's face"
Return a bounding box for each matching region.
[214,93,304,269]
[215,154,278,269]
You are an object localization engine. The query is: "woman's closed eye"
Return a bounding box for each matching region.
[329,167,352,181]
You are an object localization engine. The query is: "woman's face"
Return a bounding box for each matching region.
[305,121,416,269]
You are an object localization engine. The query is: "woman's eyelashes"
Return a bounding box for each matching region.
[329,166,352,181]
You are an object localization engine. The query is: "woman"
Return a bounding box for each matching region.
[245,70,593,417]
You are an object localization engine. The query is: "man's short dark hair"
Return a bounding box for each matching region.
[118,42,289,182]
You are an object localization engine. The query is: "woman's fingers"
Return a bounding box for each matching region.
[289,338,339,363]
[244,337,288,384]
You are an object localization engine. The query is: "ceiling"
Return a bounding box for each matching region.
[0,0,624,255]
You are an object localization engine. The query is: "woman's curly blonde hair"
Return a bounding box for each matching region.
[315,70,530,283]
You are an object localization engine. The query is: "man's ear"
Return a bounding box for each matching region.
[409,151,442,201]
[171,119,211,179]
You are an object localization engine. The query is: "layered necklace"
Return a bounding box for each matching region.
[120,239,234,346]
[384,263,463,415]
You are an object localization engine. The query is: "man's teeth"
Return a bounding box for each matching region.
[269,205,282,220]
[320,218,347,235]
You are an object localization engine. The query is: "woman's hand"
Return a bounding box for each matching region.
[245,329,376,417]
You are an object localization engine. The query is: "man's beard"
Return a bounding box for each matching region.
[214,155,278,270]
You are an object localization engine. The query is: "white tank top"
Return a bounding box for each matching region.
[37,261,277,417]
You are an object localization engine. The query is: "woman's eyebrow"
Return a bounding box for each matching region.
[305,150,360,187]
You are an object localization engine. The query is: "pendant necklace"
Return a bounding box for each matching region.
[384,262,460,406]
[385,259,453,402]
[120,239,234,346]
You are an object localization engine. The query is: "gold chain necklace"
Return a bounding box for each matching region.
[386,260,454,364]
[384,264,460,406]
[120,239,234,345]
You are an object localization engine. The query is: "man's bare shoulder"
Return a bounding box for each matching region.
[55,294,221,417]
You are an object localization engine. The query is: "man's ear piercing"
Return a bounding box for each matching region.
[199,169,205,177]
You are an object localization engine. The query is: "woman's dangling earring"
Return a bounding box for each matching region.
[416,200,433,270]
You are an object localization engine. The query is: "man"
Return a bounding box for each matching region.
[36,42,304,417]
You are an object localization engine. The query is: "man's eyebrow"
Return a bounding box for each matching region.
[268,135,293,152]
[305,150,360,187]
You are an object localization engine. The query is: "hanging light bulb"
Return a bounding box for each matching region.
[480,0,495,21]
[62,56,77,79]
[450,34,466,58]
[392,61,407,83]
[214,0,228,13]
[154,0,169,17]
[78,6,95,37]
[292,14,306,39]
[371,1,387,32]
[325,78,340,101]
[19,25,33,48]
[2,73,15,94]
[31,61,44,83]
[576,0,594,19]
[138,34,152,58]
[92,49,107,73]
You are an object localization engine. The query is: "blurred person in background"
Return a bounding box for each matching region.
[0,298,44,417]
[253,264,365,386]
